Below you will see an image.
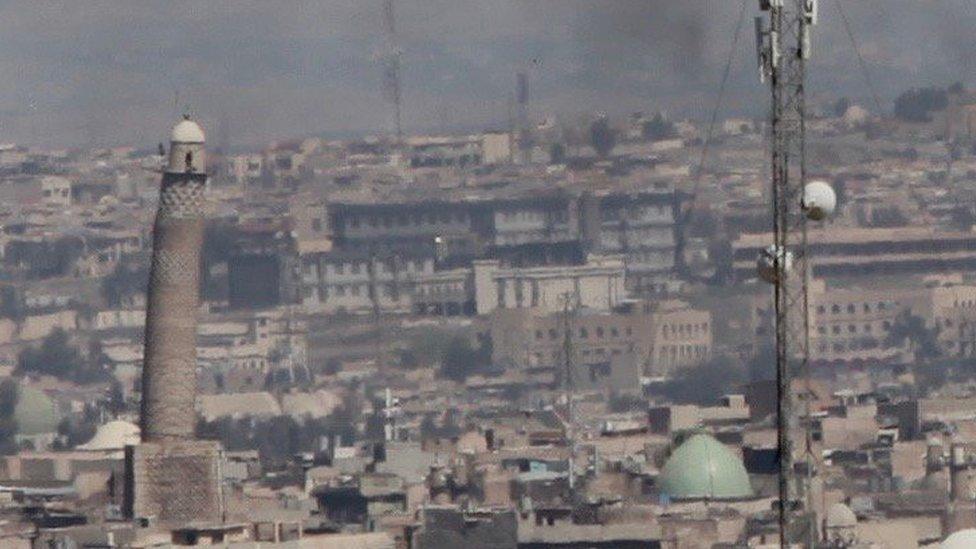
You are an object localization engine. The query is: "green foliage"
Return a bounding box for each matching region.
[708,239,734,286]
[607,392,646,413]
[0,380,18,455]
[886,311,941,360]
[107,379,126,416]
[322,357,342,376]
[419,410,462,440]
[894,87,948,123]
[396,349,419,370]
[197,404,359,468]
[406,328,455,367]
[589,117,617,158]
[832,97,851,118]
[549,142,567,165]
[16,328,108,384]
[53,405,98,450]
[439,336,489,382]
[747,344,777,382]
[642,112,677,141]
[100,262,148,308]
[5,237,84,279]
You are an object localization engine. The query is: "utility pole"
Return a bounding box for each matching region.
[368,244,385,379]
[756,0,818,545]
[382,0,403,148]
[516,71,530,164]
[560,292,578,492]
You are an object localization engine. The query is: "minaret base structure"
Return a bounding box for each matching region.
[124,440,224,526]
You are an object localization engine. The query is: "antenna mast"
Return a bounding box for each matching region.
[516,71,530,164]
[561,292,578,492]
[382,0,403,147]
[756,0,818,545]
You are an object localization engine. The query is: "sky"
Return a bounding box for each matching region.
[0,1,972,149]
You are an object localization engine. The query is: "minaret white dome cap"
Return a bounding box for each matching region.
[171,117,205,143]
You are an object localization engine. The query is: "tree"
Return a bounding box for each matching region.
[549,142,567,165]
[894,87,948,123]
[16,328,108,384]
[607,392,646,413]
[419,414,437,439]
[832,97,851,118]
[396,349,419,370]
[54,407,98,450]
[107,379,126,416]
[101,262,148,308]
[589,117,617,158]
[708,239,734,286]
[0,380,18,455]
[886,311,941,361]
[642,112,677,141]
[440,336,482,382]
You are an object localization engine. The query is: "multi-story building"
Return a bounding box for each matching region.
[489,299,711,376]
[807,281,913,365]
[328,200,487,258]
[776,278,976,365]
[471,255,625,315]
[325,186,679,302]
[583,190,678,294]
[300,250,623,317]
[491,195,577,247]
[300,248,435,314]
[733,227,976,281]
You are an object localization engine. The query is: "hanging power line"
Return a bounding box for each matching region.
[834,0,884,114]
[693,0,750,185]
[675,0,748,280]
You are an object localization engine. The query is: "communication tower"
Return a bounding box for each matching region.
[755,0,820,545]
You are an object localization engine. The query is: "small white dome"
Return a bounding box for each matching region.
[943,529,976,549]
[77,420,140,451]
[171,118,205,143]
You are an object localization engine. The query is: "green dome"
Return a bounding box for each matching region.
[15,385,59,436]
[658,433,753,501]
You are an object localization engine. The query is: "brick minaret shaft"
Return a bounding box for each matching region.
[140,118,207,442]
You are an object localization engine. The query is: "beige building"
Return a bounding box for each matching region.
[481,132,513,165]
[808,281,913,364]
[733,227,976,281]
[302,252,625,318]
[40,176,71,208]
[489,299,711,376]
[472,255,626,315]
[805,278,976,364]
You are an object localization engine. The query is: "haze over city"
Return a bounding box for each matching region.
[0,1,973,146]
[0,1,975,548]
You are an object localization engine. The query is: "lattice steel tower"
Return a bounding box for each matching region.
[756,0,818,545]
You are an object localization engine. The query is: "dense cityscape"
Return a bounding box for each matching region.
[0,2,975,549]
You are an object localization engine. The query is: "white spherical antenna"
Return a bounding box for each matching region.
[802,180,837,221]
[757,245,793,284]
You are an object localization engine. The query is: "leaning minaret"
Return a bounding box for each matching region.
[140,115,207,441]
[125,117,223,526]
